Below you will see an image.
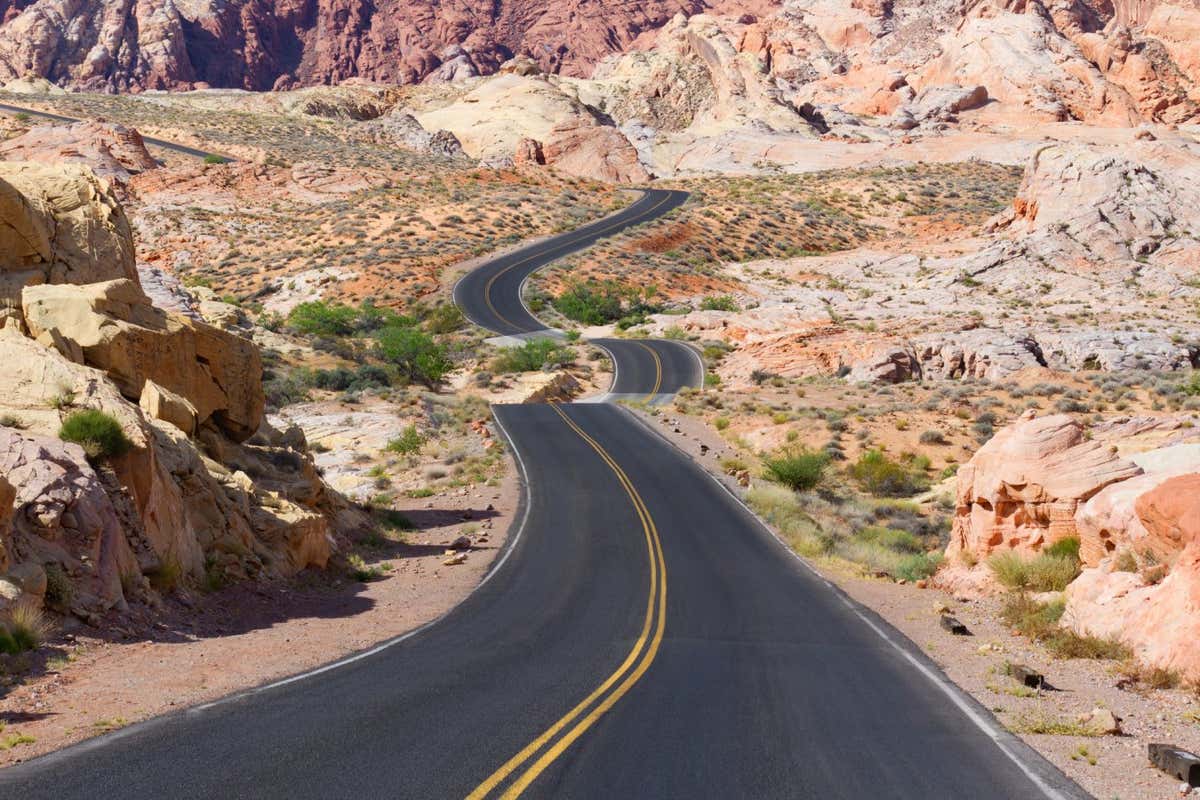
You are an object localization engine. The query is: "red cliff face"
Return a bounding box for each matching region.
[0,0,716,91]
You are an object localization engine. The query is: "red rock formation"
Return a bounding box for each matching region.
[0,0,717,91]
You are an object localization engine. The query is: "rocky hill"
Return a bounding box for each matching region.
[0,0,1195,131]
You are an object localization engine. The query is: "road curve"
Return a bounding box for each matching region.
[0,102,231,161]
[0,187,1090,799]
[453,188,689,337]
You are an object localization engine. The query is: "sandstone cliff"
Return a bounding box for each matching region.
[0,161,357,621]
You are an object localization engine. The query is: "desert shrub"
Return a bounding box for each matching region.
[553,280,626,324]
[999,594,1128,659]
[375,327,451,387]
[855,525,924,554]
[0,601,51,654]
[763,448,829,491]
[746,484,833,557]
[287,300,359,337]
[43,564,72,609]
[918,429,947,445]
[492,338,574,373]
[848,450,928,497]
[988,550,1080,592]
[424,303,464,334]
[1044,536,1080,560]
[896,553,944,582]
[59,410,132,460]
[346,553,385,582]
[700,295,739,312]
[384,425,424,456]
[203,154,228,164]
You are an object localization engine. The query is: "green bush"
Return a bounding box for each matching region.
[896,553,943,582]
[699,295,739,312]
[384,425,424,456]
[848,450,928,497]
[988,550,1080,592]
[855,525,923,554]
[492,338,574,373]
[203,154,228,165]
[553,280,626,324]
[59,410,132,460]
[424,304,464,334]
[375,327,451,387]
[1044,536,1080,560]
[763,448,829,491]
[287,301,359,337]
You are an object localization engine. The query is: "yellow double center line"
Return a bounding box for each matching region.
[466,404,667,799]
[636,342,663,396]
[482,192,676,331]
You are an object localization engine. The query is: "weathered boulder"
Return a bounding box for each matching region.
[139,379,198,436]
[21,279,264,441]
[946,411,1143,561]
[0,121,159,183]
[0,162,136,303]
[1066,473,1200,678]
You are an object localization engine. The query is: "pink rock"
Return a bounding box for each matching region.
[946,411,1142,562]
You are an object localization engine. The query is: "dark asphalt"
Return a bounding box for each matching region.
[0,134,1087,798]
[591,337,705,402]
[453,189,689,337]
[0,404,1086,799]
[0,102,230,161]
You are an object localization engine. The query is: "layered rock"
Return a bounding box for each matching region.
[0,0,708,92]
[0,163,354,620]
[946,411,1143,561]
[0,162,136,303]
[0,122,159,183]
[21,279,264,441]
[942,410,1200,677]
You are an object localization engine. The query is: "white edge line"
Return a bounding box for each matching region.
[614,405,1081,800]
[188,409,535,713]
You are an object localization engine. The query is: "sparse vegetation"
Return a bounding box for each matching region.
[58,410,133,461]
[763,448,829,491]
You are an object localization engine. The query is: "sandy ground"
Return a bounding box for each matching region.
[632,402,1200,800]
[0,454,520,766]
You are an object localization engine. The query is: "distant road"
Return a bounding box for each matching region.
[0,101,229,161]
[453,188,688,337]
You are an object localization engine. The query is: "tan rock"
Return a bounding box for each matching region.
[139,379,198,437]
[22,279,264,441]
[946,411,1143,562]
[0,162,136,303]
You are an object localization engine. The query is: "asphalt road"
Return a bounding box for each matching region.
[453,189,689,337]
[0,170,1089,797]
[0,101,229,161]
[0,404,1086,799]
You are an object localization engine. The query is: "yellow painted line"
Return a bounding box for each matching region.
[481,192,676,331]
[466,404,667,800]
[636,342,663,396]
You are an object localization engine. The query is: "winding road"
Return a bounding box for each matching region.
[0,102,228,161]
[0,181,1091,798]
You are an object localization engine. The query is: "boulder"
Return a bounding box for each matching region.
[0,121,160,183]
[21,279,264,441]
[0,162,136,303]
[139,379,198,436]
[1065,473,1200,678]
[946,411,1143,562]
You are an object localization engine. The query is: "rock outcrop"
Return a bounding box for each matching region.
[943,411,1200,678]
[0,0,707,92]
[21,279,264,442]
[946,411,1143,561]
[0,162,136,303]
[0,163,354,621]
[0,122,159,183]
